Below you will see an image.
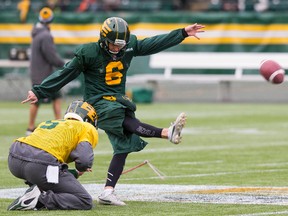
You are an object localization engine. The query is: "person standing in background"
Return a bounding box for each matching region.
[26,7,65,135]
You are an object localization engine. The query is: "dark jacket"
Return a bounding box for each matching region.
[29,22,65,85]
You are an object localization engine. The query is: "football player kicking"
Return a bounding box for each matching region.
[22,17,204,205]
[8,100,98,210]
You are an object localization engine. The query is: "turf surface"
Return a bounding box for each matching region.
[1,101,288,215]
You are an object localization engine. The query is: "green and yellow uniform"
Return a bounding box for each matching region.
[17,119,98,162]
[32,29,186,154]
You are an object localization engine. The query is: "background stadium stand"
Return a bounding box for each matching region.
[1,0,288,102]
[1,0,288,13]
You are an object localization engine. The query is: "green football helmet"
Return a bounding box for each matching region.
[100,17,130,60]
[64,100,98,127]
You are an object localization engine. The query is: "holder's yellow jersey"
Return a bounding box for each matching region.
[17,119,98,163]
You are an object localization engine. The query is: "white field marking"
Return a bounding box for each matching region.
[3,184,288,206]
[93,127,287,155]
[93,145,231,156]
[93,139,288,156]
[185,127,265,135]
[178,160,223,165]
[93,144,231,155]
[91,127,285,156]
[0,120,27,124]
[256,162,288,167]
[116,140,287,153]
[141,169,287,179]
[85,168,287,184]
[230,210,288,216]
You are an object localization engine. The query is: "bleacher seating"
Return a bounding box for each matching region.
[2,0,288,13]
[0,0,175,12]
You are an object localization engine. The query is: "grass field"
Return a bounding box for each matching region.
[1,101,288,215]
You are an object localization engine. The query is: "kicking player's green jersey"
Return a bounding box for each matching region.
[17,120,98,163]
[32,28,186,154]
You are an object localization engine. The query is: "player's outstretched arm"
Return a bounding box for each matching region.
[21,90,38,104]
[184,23,205,40]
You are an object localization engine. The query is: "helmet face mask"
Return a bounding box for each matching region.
[113,39,127,49]
[64,101,98,127]
[100,17,130,60]
[105,39,126,55]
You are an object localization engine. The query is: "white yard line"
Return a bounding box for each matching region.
[230,211,288,216]
[118,169,287,182]
[2,184,288,206]
[178,160,223,165]
[81,168,287,184]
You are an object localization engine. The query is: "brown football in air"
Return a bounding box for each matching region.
[259,59,285,84]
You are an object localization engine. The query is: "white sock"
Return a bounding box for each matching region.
[167,126,173,140]
[103,188,113,195]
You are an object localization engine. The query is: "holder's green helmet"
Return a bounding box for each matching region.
[64,100,98,127]
[100,17,130,60]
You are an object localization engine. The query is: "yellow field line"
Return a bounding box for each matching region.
[185,187,288,194]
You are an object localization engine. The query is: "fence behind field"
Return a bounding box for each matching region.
[1,58,287,103]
